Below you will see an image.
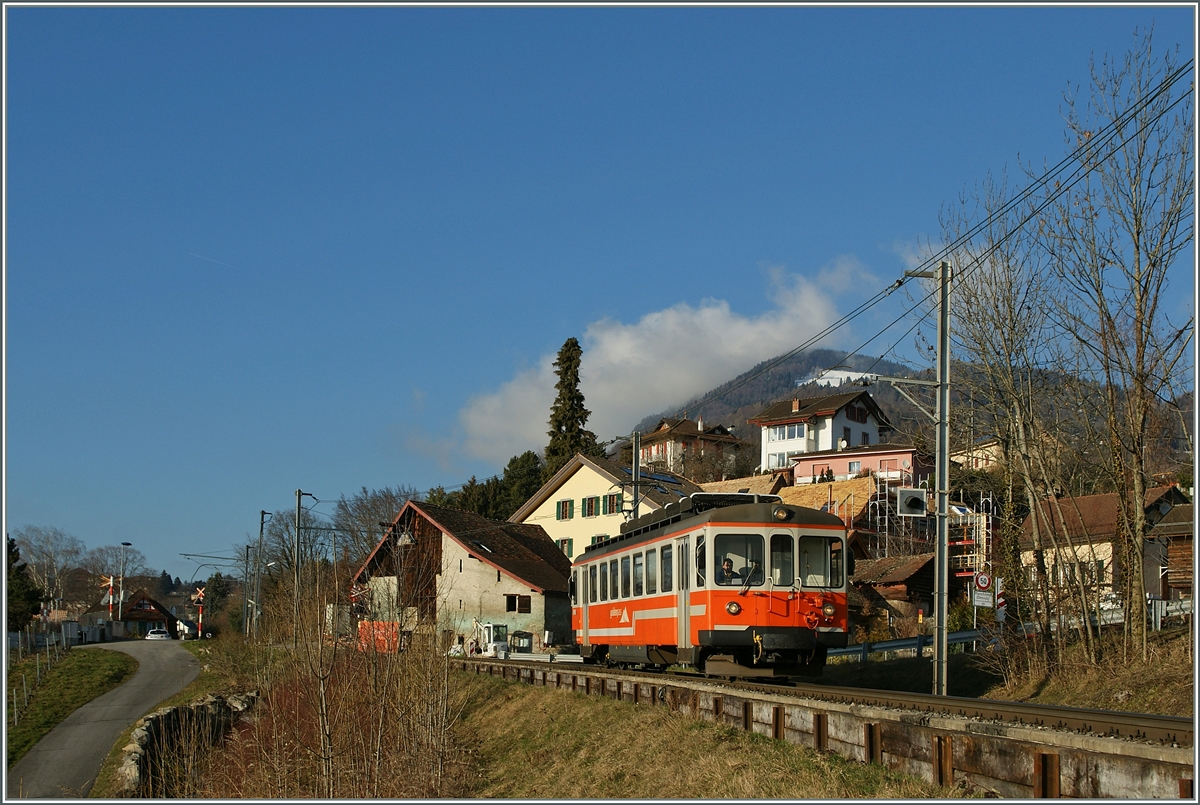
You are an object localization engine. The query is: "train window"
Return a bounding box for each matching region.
[570,570,577,605]
[770,534,794,586]
[589,565,598,603]
[633,554,644,596]
[645,549,657,595]
[600,562,609,601]
[799,536,844,588]
[610,560,619,599]
[661,544,673,593]
[768,535,796,585]
[696,534,706,588]
[714,533,765,586]
[621,556,631,598]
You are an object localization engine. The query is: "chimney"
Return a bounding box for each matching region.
[791,398,800,413]
[696,415,704,432]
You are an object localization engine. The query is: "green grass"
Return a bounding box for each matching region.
[6,648,138,768]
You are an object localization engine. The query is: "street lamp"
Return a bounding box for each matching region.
[118,542,132,623]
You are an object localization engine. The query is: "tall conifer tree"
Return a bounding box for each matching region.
[544,337,603,479]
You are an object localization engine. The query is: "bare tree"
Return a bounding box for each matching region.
[1035,28,1194,660]
[81,544,151,580]
[332,486,422,570]
[11,525,85,604]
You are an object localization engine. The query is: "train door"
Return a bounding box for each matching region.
[676,535,691,651]
[580,564,590,646]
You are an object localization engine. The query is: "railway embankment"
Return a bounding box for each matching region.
[456,658,1193,798]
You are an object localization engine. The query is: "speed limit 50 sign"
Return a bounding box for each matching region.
[974,572,992,592]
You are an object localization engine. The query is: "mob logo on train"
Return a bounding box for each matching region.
[569,492,853,679]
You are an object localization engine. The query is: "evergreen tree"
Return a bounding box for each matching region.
[7,537,43,633]
[499,450,544,517]
[544,337,603,480]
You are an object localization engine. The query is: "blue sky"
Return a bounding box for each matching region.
[4,5,1195,578]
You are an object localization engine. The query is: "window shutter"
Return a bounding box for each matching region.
[568,499,574,519]
[616,493,623,513]
[567,539,574,557]
[601,495,608,515]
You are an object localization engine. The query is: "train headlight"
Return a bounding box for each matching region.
[772,505,792,522]
[822,603,836,617]
[726,601,742,615]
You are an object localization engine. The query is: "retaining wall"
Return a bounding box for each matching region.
[117,692,256,797]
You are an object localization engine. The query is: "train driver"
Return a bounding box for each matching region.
[716,557,741,585]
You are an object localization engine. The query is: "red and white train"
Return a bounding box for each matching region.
[570,492,853,678]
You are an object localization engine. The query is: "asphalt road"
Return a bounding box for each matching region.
[6,639,201,799]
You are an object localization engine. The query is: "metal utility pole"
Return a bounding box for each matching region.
[861,260,952,696]
[295,490,302,648]
[631,432,641,519]
[294,490,316,648]
[932,259,951,697]
[118,541,132,623]
[252,510,270,639]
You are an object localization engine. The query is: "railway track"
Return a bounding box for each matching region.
[457,657,1194,798]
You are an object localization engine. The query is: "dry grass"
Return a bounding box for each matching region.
[986,626,1194,717]
[454,672,962,799]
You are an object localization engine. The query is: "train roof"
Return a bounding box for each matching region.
[574,492,846,564]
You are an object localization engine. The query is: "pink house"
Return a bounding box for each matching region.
[791,443,933,485]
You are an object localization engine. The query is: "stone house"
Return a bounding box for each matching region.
[352,501,572,654]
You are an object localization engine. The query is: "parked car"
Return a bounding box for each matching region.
[145,628,172,640]
[1100,592,1123,611]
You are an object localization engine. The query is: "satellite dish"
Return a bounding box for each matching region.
[902,460,911,469]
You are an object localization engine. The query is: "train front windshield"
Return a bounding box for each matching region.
[798,536,845,588]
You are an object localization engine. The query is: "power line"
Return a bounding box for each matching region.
[678,57,1193,419]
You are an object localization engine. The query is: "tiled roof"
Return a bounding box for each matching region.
[639,418,746,446]
[1018,486,1189,549]
[699,475,784,496]
[1148,504,1194,539]
[776,476,878,522]
[851,553,935,585]
[412,502,571,593]
[747,391,892,428]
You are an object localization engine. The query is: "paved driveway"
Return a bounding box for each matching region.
[6,639,201,798]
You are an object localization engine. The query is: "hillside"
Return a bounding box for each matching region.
[628,348,936,456]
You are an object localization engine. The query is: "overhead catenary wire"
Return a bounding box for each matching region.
[677,57,1193,421]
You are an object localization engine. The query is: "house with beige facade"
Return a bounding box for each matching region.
[508,453,702,561]
[1018,486,1190,599]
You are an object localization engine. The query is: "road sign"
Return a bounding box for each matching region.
[974,571,992,592]
[995,576,1006,622]
[972,589,994,608]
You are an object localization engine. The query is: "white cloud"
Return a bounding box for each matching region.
[458,265,856,467]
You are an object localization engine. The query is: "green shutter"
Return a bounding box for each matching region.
[555,501,563,521]
[617,493,623,513]
[601,495,608,515]
[567,539,574,557]
[568,499,574,519]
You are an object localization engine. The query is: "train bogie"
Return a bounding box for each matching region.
[570,493,852,679]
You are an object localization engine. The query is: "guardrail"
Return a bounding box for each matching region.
[835,598,1193,662]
